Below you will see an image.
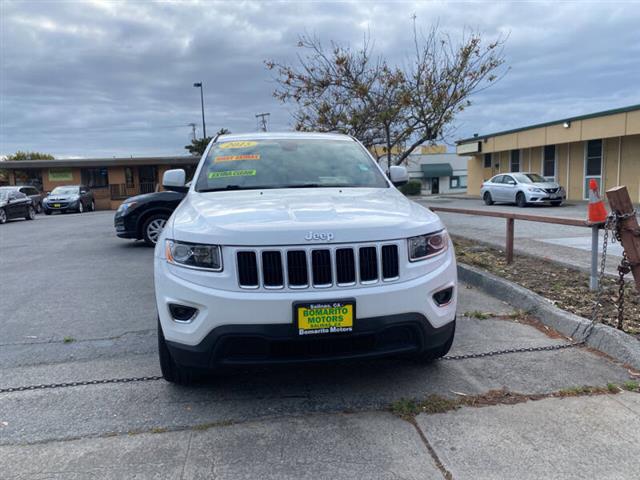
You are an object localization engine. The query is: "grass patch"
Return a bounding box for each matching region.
[392,385,622,419]
[390,395,460,419]
[464,310,491,320]
[622,380,639,392]
[63,336,75,343]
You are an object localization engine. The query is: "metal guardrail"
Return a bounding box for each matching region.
[429,206,603,290]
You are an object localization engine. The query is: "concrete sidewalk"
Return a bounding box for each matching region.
[3,393,638,479]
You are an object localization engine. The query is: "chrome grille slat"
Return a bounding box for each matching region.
[236,243,400,289]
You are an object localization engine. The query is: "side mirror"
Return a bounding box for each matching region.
[389,166,409,187]
[163,169,188,193]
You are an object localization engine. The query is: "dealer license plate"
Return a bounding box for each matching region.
[549,195,557,199]
[53,203,61,208]
[295,300,354,336]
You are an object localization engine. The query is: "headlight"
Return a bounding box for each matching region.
[528,187,543,192]
[408,230,448,262]
[117,201,137,214]
[165,239,223,271]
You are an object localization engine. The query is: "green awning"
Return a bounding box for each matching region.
[420,163,453,177]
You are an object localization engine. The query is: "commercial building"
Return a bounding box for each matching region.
[457,104,640,202]
[0,156,198,210]
[406,151,469,195]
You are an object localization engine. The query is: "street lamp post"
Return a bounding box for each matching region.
[193,82,206,138]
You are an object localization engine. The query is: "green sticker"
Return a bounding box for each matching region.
[208,169,256,179]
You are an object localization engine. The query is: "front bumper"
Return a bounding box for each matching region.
[525,191,565,203]
[44,200,79,212]
[114,213,138,238]
[166,313,455,368]
[155,248,457,365]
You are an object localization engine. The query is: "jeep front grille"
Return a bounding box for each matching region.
[236,243,400,289]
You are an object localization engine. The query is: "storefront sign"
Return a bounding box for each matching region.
[456,141,482,155]
[48,168,73,181]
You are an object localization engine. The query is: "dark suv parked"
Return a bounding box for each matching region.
[114,190,186,246]
[43,185,95,214]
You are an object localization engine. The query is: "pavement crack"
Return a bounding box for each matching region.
[0,328,155,347]
[180,431,194,480]
[407,418,453,480]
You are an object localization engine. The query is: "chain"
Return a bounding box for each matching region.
[443,341,584,361]
[0,375,162,394]
[1,342,589,393]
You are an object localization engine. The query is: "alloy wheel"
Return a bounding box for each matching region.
[146,218,167,244]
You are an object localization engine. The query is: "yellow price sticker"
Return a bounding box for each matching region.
[219,141,258,149]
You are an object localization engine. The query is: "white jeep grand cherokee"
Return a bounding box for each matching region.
[155,132,457,384]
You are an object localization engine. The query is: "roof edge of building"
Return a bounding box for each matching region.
[456,103,640,144]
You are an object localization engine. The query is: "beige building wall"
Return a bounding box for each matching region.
[463,106,640,202]
[466,133,640,202]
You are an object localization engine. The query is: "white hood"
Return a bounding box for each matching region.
[170,187,442,246]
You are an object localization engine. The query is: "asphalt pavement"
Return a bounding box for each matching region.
[1,211,639,479]
[416,196,626,276]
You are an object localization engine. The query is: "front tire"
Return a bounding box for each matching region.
[25,206,36,220]
[516,192,527,208]
[0,208,6,224]
[413,319,456,363]
[483,192,494,205]
[89,200,96,212]
[77,202,84,214]
[142,214,169,247]
[158,320,198,385]
[36,202,43,214]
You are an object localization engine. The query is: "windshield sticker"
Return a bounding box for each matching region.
[208,169,257,179]
[214,154,260,163]
[219,141,258,149]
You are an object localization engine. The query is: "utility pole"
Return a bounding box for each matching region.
[188,123,196,141]
[255,112,270,132]
[193,82,206,138]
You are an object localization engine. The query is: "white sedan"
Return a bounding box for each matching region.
[480,172,566,207]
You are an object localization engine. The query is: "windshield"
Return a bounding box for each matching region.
[513,173,546,184]
[195,138,389,192]
[51,187,79,195]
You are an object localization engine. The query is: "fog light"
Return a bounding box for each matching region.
[433,287,453,306]
[168,303,198,322]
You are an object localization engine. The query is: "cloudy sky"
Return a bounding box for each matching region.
[1,0,640,158]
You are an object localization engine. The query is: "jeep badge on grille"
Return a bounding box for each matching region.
[305,231,334,241]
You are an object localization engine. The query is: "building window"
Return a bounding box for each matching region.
[585,139,602,176]
[125,167,134,188]
[81,167,109,188]
[483,153,492,168]
[543,145,556,178]
[510,150,520,172]
[449,175,468,189]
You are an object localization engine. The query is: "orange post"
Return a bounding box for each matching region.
[587,179,608,224]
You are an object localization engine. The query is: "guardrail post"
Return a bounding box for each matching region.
[590,225,600,290]
[606,186,640,293]
[506,217,514,264]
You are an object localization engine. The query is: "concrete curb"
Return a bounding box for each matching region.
[458,262,640,370]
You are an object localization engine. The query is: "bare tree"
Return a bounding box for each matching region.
[266,21,507,168]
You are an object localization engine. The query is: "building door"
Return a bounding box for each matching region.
[138,166,157,194]
[431,177,439,194]
[584,140,602,199]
